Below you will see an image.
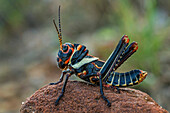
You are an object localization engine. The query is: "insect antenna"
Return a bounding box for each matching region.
[58,5,62,41]
[53,5,62,49]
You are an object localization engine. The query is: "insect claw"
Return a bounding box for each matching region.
[107,102,111,107]
[116,87,120,94]
[55,101,59,106]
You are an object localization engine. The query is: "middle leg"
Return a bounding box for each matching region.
[49,69,69,85]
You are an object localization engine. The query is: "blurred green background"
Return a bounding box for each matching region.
[0,0,170,112]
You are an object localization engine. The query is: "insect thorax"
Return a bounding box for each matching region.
[68,44,99,69]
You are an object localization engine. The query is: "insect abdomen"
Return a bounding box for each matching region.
[106,70,145,87]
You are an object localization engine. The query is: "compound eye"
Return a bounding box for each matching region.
[62,45,68,52]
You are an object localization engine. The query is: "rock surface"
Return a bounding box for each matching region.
[20,81,168,113]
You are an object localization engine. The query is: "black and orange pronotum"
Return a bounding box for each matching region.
[50,6,147,107]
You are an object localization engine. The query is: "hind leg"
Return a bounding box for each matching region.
[100,35,129,81]
[98,72,111,107]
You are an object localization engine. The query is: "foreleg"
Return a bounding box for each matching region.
[55,73,70,105]
[55,70,74,106]
[49,69,69,85]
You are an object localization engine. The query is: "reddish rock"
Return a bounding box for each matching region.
[20,81,168,113]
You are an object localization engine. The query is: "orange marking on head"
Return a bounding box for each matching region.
[64,47,74,65]
[77,45,82,51]
[61,45,70,53]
